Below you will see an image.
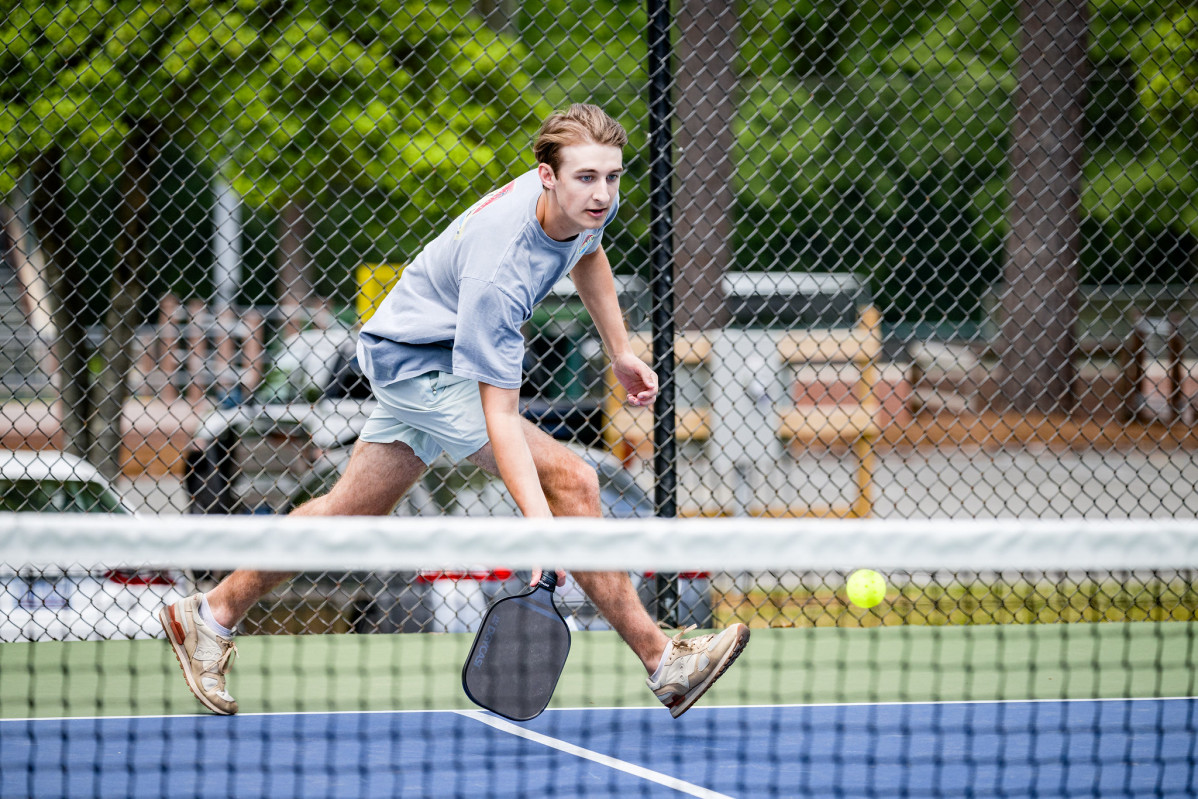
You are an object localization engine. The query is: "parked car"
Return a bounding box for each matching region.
[185,326,374,515]
[0,450,191,642]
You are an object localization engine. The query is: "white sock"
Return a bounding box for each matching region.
[649,643,673,682]
[197,595,235,639]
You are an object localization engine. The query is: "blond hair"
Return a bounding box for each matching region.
[533,104,628,173]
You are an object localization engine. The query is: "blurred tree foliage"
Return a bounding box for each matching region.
[1,0,549,313]
[0,0,548,464]
[1129,4,1196,143]
[2,0,1194,329]
[735,0,1194,323]
[519,0,1195,326]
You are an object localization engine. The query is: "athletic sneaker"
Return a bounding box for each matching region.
[158,594,239,715]
[647,623,750,718]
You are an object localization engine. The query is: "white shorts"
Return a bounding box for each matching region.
[359,371,490,465]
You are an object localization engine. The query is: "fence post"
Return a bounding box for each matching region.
[647,0,678,624]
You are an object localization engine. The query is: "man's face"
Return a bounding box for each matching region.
[538,142,623,239]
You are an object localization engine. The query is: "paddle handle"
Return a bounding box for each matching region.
[535,570,558,592]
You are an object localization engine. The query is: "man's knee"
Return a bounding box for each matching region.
[544,456,600,515]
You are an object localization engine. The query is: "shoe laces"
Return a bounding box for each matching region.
[207,639,238,677]
[666,625,713,657]
[668,624,697,643]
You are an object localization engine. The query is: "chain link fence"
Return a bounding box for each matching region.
[2,1,1196,638]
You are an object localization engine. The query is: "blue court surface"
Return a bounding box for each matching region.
[3,698,1196,799]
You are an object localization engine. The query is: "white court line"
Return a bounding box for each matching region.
[4,695,1195,725]
[457,709,735,799]
[4,695,1196,725]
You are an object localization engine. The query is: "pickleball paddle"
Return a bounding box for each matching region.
[462,571,571,721]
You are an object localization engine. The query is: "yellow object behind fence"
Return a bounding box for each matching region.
[355,263,404,324]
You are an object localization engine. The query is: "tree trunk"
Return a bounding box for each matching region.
[31,150,92,457]
[997,0,1089,414]
[1,175,58,387]
[212,167,242,311]
[90,124,154,479]
[277,197,315,338]
[673,0,738,332]
[2,179,56,343]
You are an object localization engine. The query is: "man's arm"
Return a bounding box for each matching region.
[478,382,552,518]
[572,246,658,408]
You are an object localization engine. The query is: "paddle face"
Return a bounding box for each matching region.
[462,572,571,721]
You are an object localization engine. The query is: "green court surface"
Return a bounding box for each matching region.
[3,623,1194,720]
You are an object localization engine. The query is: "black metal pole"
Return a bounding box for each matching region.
[647,0,676,520]
[647,0,678,624]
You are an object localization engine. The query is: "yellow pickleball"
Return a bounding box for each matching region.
[846,569,886,608]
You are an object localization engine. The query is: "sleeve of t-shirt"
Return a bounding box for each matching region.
[452,277,528,389]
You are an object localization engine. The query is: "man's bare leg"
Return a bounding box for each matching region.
[205,439,428,629]
[569,571,668,673]
[467,420,670,673]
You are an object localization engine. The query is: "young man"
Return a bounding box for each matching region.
[159,104,749,719]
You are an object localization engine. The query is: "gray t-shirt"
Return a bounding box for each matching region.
[359,169,618,390]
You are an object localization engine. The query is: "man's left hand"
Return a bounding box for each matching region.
[613,353,658,407]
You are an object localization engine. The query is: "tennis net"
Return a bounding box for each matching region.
[2,514,1197,798]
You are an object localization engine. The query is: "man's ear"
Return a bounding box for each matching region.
[537,162,556,191]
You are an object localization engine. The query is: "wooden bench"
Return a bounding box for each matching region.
[603,306,883,517]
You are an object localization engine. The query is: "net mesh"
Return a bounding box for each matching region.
[2,515,1196,798]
